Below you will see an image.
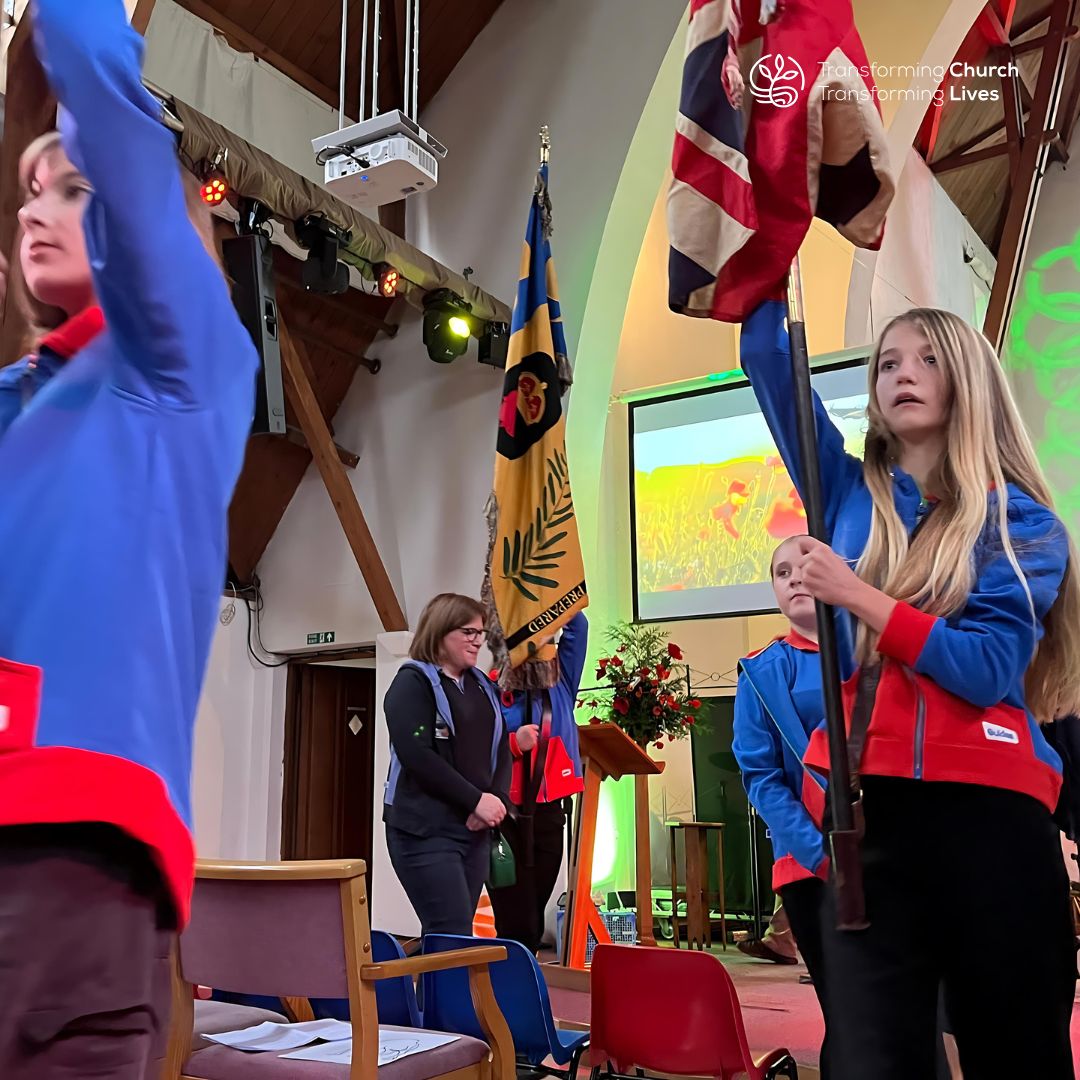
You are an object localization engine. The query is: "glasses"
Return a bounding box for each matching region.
[455,627,487,642]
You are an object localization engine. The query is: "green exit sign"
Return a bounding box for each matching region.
[306,631,337,645]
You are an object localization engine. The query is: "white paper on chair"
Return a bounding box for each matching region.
[205,1018,353,1052]
[283,1030,460,1066]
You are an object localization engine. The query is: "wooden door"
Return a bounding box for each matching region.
[281,663,376,879]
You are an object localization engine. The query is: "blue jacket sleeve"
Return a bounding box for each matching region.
[879,498,1068,709]
[558,612,589,701]
[31,0,256,407]
[739,301,862,541]
[733,670,825,874]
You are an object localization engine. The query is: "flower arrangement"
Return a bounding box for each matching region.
[577,621,703,751]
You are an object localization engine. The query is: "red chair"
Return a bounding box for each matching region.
[589,944,798,1080]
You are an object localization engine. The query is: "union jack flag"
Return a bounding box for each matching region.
[668,0,894,324]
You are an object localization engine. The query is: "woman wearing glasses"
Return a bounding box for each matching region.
[383,593,511,936]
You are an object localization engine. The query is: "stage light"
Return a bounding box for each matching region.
[295,214,352,295]
[423,288,475,363]
[201,176,228,205]
[196,148,230,206]
[375,262,399,298]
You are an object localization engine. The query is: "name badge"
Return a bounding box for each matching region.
[0,658,42,752]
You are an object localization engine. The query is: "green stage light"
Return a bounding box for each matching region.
[422,289,475,363]
[419,289,475,365]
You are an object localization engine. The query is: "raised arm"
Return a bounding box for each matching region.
[31,0,256,406]
[557,612,588,701]
[739,301,862,541]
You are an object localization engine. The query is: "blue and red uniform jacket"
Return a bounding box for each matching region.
[501,613,588,804]
[741,301,1067,814]
[0,0,257,926]
[733,630,828,889]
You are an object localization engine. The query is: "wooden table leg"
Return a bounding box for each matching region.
[634,775,656,948]
[717,827,727,951]
[684,829,707,951]
[668,826,680,948]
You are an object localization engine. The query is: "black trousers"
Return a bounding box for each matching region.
[0,825,173,1080]
[488,799,567,953]
[823,777,1077,1080]
[779,876,831,1079]
[386,825,490,937]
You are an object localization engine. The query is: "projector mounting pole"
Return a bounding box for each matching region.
[372,0,381,118]
[411,0,420,120]
[785,255,867,932]
[359,0,370,122]
[403,0,412,119]
[338,0,348,129]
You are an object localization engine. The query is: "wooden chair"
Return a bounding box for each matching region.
[163,859,515,1080]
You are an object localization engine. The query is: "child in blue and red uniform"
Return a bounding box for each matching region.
[741,302,1080,1079]
[490,612,588,953]
[733,536,831,1076]
[0,0,257,1074]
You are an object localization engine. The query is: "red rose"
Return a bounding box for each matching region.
[598,657,609,669]
[689,716,697,725]
[667,643,684,660]
[617,645,627,653]
[655,740,664,749]
[691,699,702,709]
[652,706,662,717]
[656,665,671,681]
[613,697,630,716]
[611,656,624,667]
[640,666,651,678]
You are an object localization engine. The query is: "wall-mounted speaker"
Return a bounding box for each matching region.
[222,233,286,435]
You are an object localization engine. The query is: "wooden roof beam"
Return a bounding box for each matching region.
[984,0,1073,349]
[930,140,1014,173]
[278,317,406,633]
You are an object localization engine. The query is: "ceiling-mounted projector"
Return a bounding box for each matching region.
[312,110,446,210]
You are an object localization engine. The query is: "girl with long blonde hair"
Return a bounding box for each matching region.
[741,301,1080,1079]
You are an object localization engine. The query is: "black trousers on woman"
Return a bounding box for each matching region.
[823,776,1077,1080]
[386,825,490,938]
[489,799,567,953]
[779,876,832,1079]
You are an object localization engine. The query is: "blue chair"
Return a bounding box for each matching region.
[310,929,422,1027]
[422,933,590,1079]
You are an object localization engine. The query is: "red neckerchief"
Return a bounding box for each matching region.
[783,628,820,653]
[37,306,105,361]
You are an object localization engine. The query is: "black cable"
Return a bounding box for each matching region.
[244,590,290,669]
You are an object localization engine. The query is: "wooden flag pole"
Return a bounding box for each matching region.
[785,256,867,931]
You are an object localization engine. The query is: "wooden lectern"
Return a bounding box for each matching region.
[560,722,664,968]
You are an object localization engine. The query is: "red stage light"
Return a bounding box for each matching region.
[376,263,399,298]
[201,177,228,205]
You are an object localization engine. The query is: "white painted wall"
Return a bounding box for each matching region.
[192,599,288,859]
